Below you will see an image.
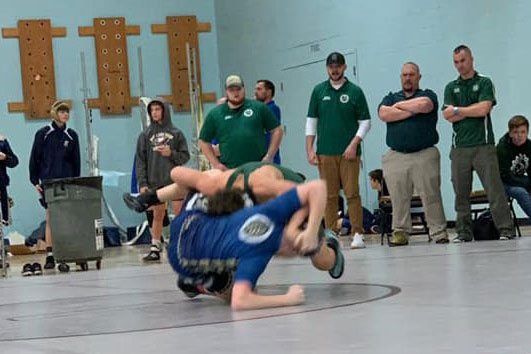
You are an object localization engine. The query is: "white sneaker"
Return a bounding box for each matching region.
[350,233,366,249]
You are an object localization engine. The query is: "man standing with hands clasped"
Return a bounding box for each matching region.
[199,75,283,170]
[306,52,371,249]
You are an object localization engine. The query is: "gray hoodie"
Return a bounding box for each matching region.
[135,100,190,189]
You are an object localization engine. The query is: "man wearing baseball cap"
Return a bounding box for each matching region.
[199,75,283,170]
[306,52,371,249]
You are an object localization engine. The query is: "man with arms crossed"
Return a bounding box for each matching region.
[379,62,448,246]
[443,45,514,242]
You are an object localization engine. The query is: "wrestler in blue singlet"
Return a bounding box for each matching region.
[167,188,301,288]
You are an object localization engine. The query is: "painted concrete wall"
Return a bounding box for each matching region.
[1,0,221,235]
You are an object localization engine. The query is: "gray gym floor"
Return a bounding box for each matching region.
[1,232,531,354]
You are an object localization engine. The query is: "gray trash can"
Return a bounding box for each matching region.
[44,176,104,272]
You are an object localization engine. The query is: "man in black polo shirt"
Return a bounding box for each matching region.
[443,45,514,242]
[379,62,448,246]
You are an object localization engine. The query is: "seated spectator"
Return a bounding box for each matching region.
[369,169,389,200]
[496,115,531,218]
[336,169,388,235]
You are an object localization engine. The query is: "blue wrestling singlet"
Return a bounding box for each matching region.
[167,188,301,287]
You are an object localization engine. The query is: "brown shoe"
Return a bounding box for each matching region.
[432,231,449,244]
[389,231,409,247]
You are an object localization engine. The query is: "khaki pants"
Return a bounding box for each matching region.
[382,147,447,235]
[450,145,514,237]
[318,155,362,234]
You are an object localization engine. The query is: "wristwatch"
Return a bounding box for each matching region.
[453,106,459,116]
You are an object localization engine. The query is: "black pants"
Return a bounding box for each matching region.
[0,185,8,223]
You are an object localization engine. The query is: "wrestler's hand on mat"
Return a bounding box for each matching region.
[286,285,305,305]
[307,150,318,166]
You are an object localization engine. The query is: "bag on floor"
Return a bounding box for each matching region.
[363,207,376,233]
[103,227,121,247]
[473,210,500,240]
[25,220,46,247]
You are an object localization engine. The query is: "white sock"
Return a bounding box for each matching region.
[152,239,162,250]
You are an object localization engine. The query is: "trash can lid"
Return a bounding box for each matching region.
[43,176,103,189]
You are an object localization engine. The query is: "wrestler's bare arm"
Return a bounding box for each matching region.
[231,281,304,311]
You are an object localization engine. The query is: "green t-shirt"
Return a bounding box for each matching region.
[307,78,371,155]
[379,89,439,153]
[443,72,496,148]
[199,99,280,168]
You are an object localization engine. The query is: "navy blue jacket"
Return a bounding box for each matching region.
[0,138,19,187]
[264,100,281,164]
[29,121,81,185]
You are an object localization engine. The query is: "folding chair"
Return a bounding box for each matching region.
[379,196,430,245]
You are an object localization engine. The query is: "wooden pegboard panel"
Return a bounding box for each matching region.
[2,19,67,120]
[152,16,216,112]
[79,17,139,115]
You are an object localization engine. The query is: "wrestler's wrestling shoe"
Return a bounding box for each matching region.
[177,272,233,298]
[123,190,161,213]
[123,193,151,213]
[324,229,344,279]
[143,244,162,262]
[177,277,203,298]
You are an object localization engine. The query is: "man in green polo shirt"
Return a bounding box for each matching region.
[306,52,371,249]
[379,62,448,246]
[443,45,514,242]
[199,75,283,170]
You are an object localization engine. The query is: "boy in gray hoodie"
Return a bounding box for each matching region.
[136,99,190,261]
